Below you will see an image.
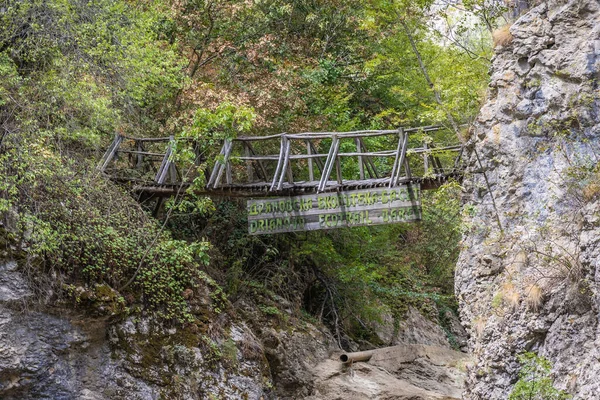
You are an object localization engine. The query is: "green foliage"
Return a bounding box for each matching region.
[0,0,217,323]
[183,102,257,141]
[509,352,571,400]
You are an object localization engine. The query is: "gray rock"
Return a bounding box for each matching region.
[457,1,600,399]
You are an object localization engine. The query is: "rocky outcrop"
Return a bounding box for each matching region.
[457,1,600,398]
[374,306,468,351]
[307,344,469,400]
[0,258,273,399]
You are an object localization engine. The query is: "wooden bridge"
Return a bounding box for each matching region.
[97,125,464,198]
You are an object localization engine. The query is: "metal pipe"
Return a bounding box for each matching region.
[339,349,375,364]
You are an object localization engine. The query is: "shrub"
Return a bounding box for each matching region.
[509,352,571,400]
[525,284,543,311]
[493,25,513,47]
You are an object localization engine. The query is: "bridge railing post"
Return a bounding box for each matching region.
[318,134,340,192]
[212,139,233,188]
[389,128,408,188]
[97,133,123,173]
[155,136,175,184]
[207,140,226,189]
[270,134,287,191]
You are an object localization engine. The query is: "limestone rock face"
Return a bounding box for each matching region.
[457,1,600,399]
[0,258,273,399]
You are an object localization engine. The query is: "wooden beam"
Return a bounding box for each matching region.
[155,140,173,184]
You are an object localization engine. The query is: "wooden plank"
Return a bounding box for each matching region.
[248,199,421,220]
[247,185,422,235]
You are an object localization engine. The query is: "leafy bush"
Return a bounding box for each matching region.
[509,352,571,400]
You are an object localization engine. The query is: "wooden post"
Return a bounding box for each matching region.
[207,141,227,188]
[335,156,342,185]
[136,141,144,170]
[355,137,365,180]
[286,155,294,185]
[389,128,407,188]
[359,138,379,179]
[169,163,178,184]
[423,142,429,175]
[271,135,287,191]
[155,142,172,184]
[276,136,291,190]
[97,134,123,172]
[306,140,314,182]
[318,135,340,192]
[213,139,233,188]
[244,143,254,182]
[394,130,409,186]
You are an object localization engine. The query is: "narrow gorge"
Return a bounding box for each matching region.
[2,0,600,399]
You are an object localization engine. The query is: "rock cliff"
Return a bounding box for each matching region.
[457,1,600,398]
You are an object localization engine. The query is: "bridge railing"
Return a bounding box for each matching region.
[207,125,463,192]
[97,125,463,194]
